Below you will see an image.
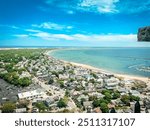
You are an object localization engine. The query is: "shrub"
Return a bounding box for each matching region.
[2,102,16,113]
[57,98,67,108]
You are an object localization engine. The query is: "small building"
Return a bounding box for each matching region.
[93,107,102,113]
[56,65,64,71]
[118,88,129,95]
[123,108,132,113]
[72,91,81,96]
[77,95,89,102]
[84,75,93,81]
[83,101,93,108]
[105,77,120,89]
[45,97,55,107]
[18,89,47,101]
[104,73,114,78]
[15,108,27,113]
[20,71,31,78]
[129,90,140,97]
[139,101,144,107]
[32,107,39,113]
[88,92,105,98]
[59,74,69,80]
[123,79,134,87]
[146,92,150,96]
[130,102,136,113]
[83,101,93,113]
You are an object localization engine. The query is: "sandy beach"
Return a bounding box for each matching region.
[1,48,149,82]
[47,49,149,83]
[0,48,20,50]
[68,61,149,82]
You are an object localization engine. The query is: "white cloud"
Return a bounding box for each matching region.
[44,0,150,14]
[31,32,57,41]
[25,29,42,33]
[79,0,119,13]
[30,31,136,43]
[72,34,136,42]
[13,34,29,38]
[44,0,119,14]
[31,32,74,40]
[11,25,19,29]
[32,22,73,30]
[67,10,75,14]
[52,34,74,40]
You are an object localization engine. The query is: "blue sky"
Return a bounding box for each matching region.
[0,0,150,47]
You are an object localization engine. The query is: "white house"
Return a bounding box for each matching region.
[105,77,120,89]
[20,71,31,78]
[129,90,140,97]
[88,92,105,98]
[15,108,27,113]
[18,89,47,101]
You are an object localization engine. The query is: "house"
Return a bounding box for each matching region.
[130,102,135,113]
[84,75,93,81]
[116,109,124,113]
[36,71,43,76]
[111,99,121,105]
[146,92,150,96]
[56,65,64,71]
[95,81,103,89]
[104,73,114,78]
[18,89,47,101]
[72,91,81,96]
[129,90,140,97]
[93,107,102,113]
[83,101,93,113]
[15,108,27,113]
[81,81,86,87]
[118,87,129,95]
[77,95,89,101]
[69,75,76,79]
[20,71,31,78]
[105,77,120,89]
[86,83,95,91]
[123,79,134,87]
[97,78,103,83]
[139,101,144,107]
[32,107,39,113]
[123,108,132,113]
[45,97,55,107]
[143,98,150,109]
[88,92,105,98]
[59,74,69,80]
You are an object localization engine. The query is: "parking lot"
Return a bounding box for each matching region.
[0,79,41,105]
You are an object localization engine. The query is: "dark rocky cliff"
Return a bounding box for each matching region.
[138,26,150,42]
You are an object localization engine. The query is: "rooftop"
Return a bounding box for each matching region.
[18,89,46,99]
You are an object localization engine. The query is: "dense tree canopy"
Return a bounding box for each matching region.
[2,102,16,113]
[0,49,49,87]
[57,98,67,108]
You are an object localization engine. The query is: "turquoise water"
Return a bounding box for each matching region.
[49,48,150,77]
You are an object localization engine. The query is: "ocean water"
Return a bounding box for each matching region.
[49,48,150,77]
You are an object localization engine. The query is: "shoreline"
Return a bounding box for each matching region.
[46,49,149,82]
[0,48,20,50]
[70,61,149,82]
[0,48,149,82]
